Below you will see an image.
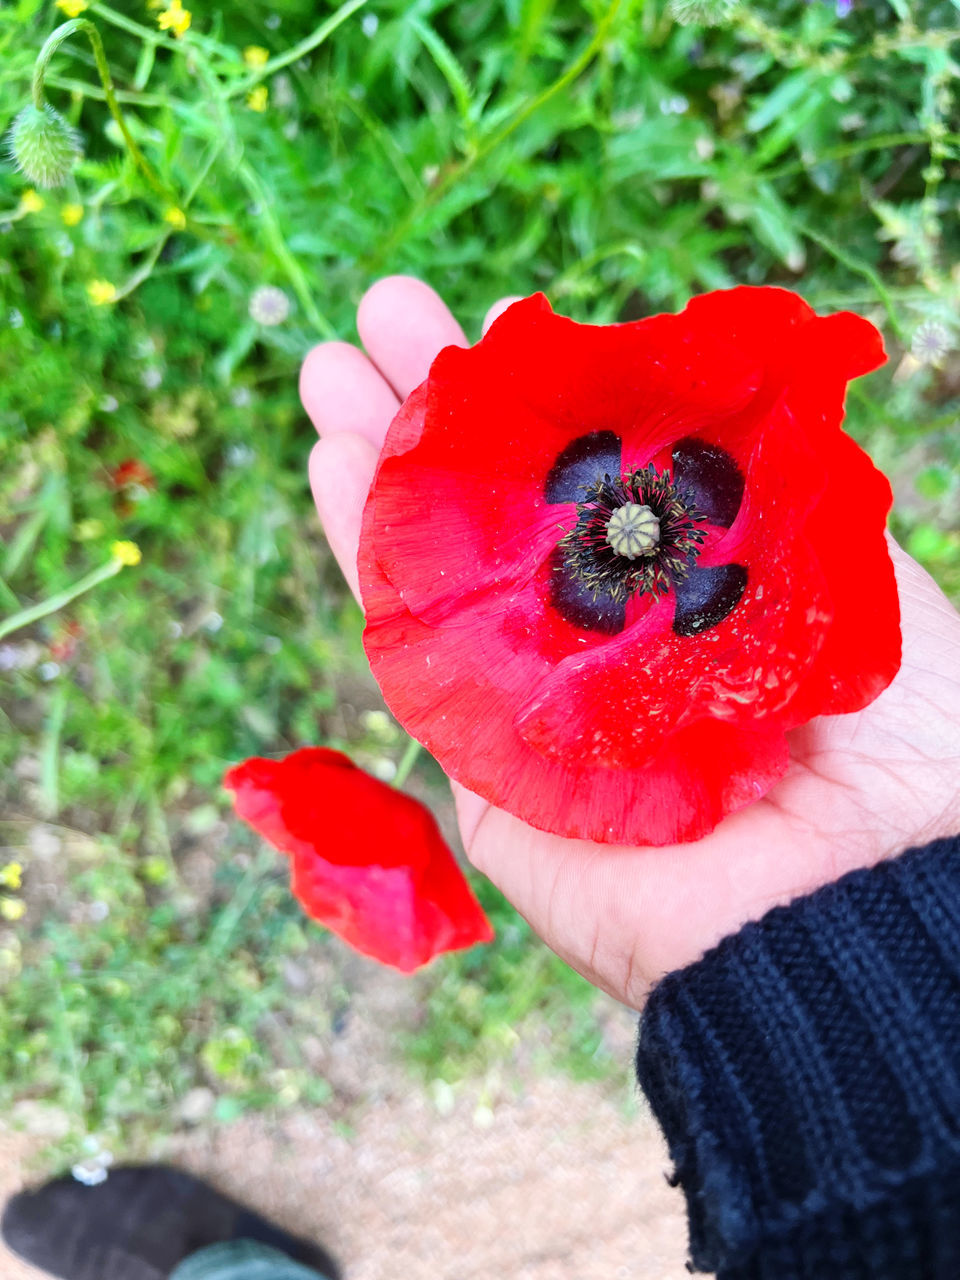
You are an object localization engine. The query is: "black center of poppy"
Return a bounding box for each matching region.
[545,432,748,638]
[558,466,707,605]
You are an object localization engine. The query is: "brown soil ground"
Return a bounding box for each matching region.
[1,798,701,1279]
[1,1013,698,1280]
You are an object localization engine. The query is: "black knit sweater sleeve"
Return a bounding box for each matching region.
[636,835,960,1280]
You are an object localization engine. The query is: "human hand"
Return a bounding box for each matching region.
[301,276,960,1010]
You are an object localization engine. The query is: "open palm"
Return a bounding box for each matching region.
[301,276,960,1010]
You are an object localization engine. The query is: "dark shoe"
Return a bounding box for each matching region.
[1,1164,340,1280]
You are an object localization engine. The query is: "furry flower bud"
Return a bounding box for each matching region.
[8,103,82,188]
[668,0,739,24]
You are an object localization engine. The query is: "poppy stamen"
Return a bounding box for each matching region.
[558,465,707,605]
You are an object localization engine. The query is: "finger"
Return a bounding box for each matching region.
[482,295,524,335]
[357,276,468,400]
[299,341,399,450]
[451,780,488,851]
[308,434,379,604]
[461,801,658,1007]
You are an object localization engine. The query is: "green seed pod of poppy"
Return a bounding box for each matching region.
[8,103,83,188]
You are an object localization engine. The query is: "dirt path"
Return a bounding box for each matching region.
[2,1057,697,1280]
[1,815,699,1280]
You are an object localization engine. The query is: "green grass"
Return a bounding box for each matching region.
[1,0,958,1161]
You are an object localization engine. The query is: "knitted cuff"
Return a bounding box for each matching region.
[636,835,960,1280]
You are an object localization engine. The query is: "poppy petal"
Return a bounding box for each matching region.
[225,748,493,973]
[359,288,898,846]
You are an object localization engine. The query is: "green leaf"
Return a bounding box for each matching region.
[746,71,814,134]
[409,18,475,127]
[914,466,953,501]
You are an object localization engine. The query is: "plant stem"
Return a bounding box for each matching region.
[236,162,336,338]
[792,215,906,340]
[185,41,335,338]
[225,0,368,99]
[764,132,960,180]
[114,232,172,300]
[45,73,172,109]
[392,737,423,789]
[0,554,126,643]
[369,0,621,266]
[91,1,234,58]
[32,19,171,201]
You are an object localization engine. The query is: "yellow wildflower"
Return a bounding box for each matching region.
[243,46,270,67]
[164,206,187,230]
[61,203,84,227]
[0,864,22,891]
[87,279,118,306]
[20,188,44,214]
[246,85,269,112]
[0,898,26,923]
[111,540,142,567]
[55,0,89,15]
[157,0,191,37]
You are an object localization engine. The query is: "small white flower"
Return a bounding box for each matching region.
[362,12,379,36]
[265,12,281,28]
[230,387,252,408]
[72,1161,109,1187]
[226,443,255,467]
[39,661,60,681]
[202,610,223,633]
[168,621,184,639]
[0,645,21,671]
[8,309,23,329]
[71,1149,114,1187]
[249,285,290,326]
[362,709,395,738]
[911,321,952,366]
[100,395,119,412]
[611,108,644,129]
[785,246,807,274]
[8,641,42,670]
[142,366,163,389]
[891,239,918,266]
[273,73,295,108]
[370,757,397,781]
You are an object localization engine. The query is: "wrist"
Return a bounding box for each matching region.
[637,833,960,1278]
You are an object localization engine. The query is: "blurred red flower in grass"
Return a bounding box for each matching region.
[358,288,901,847]
[49,620,84,664]
[107,459,155,490]
[225,747,492,972]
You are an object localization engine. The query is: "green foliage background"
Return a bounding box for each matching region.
[0,0,958,1160]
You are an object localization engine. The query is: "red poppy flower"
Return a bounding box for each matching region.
[49,619,84,664]
[224,747,493,972]
[358,288,900,847]
[108,459,155,491]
